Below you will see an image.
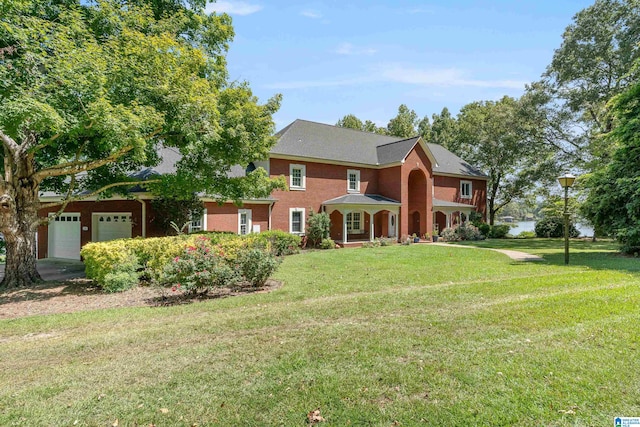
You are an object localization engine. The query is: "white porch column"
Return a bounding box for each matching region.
[446,213,451,229]
[366,210,377,242]
[342,209,349,244]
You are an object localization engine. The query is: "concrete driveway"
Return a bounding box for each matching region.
[0,258,86,281]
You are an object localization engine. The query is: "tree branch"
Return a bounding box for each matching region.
[33,145,135,181]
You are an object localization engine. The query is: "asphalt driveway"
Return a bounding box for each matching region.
[0,258,86,281]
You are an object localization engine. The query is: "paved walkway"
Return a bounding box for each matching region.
[430,242,544,262]
[0,259,86,281]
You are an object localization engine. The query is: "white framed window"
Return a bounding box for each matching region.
[289,164,306,190]
[346,211,363,233]
[289,208,305,234]
[238,209,252,235]
[189,208,207,233]
[347,169,360,193]
[460,180,472,199]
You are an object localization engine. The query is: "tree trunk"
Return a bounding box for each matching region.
[489,199,496,226]
[1,228,41,288]
[0,172,43,289]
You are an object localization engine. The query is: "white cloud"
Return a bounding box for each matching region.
[335,42,377,56]
[265,64,527,91]
[301,9,322,19]
[205,1,262,16]
[377,64,527,89]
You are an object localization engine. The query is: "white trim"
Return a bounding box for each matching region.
[289,207,305,234]
[137,199,146,237]
[460,180,472,199]
[238,209,252,235]
[347,169,360,193]
[289,163,306,190]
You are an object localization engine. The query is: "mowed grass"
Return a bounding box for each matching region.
[1,242,639,426]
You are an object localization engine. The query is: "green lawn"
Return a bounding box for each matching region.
[1,241,639,426]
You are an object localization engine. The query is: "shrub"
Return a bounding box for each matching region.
[236,248,281,287]
[477,223,491,237]
[306,211,331,247]
[515,231,536,239]
[440,227,459,242]
[378,237,395,246]
[257,230,301,256]
[161,238,241,294]
[489,224,511,239]
[535,217,579,238]
[320,238,336,249]
[82,240,139,288]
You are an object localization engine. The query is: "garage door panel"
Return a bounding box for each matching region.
[95,214,132,242]
[48,213,81,260]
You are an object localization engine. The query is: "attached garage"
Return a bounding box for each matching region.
[48,213,81,259]
[92,213,132,242]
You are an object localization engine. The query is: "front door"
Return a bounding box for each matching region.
[388,213,397,237]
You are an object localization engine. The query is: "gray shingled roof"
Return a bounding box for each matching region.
[273,119,487,178]
[322,194,401,206]
[427,144,486,177]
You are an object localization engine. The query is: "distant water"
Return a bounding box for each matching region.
[505,220,594,237]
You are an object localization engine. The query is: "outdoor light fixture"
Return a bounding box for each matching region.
[558,173,576,265]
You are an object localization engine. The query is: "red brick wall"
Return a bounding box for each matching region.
[269,158,380,231]
[38,200,144,259]
[433,175,487,218]
[203,202,270,233]
[399,146,433,238]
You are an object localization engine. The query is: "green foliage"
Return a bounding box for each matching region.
[320,238,336,250]
[151,195,204,235]
[456,96,556,224]
[386,104,418,138]
[488,225,511,239]
[441,224,483,242]
[236,249,281,287]
[81,240,139,287]
[256,230,301,256]
[535,217,580,238]
[429,107,458,150]
[515,231,536,239]
[306,211,331,247]
[0,0,284,287]
[582,81,640,253]
[102,251,140,293]
[161,237,240,294]
[336,114,387,135]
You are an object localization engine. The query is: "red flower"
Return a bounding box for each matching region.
[174,256,180,262]
[171,286,177,292]
[177,284,181,288]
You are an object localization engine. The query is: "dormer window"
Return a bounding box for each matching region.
[347,169,360,193]
[290,164,306,190]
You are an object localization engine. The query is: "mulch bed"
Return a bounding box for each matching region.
[0,279,282,320]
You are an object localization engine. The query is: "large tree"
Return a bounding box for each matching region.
[581,80,640,253]
[530,0,640,167]
[456,96,556,225]
[0,0,283,288]
[386,104,418,138]
[429,107,458,151]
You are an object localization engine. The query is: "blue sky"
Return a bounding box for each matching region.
[206,0,595,131]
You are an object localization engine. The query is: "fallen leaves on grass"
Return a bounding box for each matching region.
[307,408,326,424]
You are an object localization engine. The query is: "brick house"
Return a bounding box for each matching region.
[38,119,487,259]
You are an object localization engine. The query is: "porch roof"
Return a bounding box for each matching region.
[432,198,475,210]
[322,193,401,206]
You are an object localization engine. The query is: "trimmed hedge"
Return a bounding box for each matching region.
[81,230,301,290]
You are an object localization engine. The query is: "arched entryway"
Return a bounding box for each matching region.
[408,169,428,237]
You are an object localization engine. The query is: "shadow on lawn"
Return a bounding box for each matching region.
[0,279,98,306]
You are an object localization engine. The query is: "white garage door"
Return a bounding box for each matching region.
[94,213,132,242]
[48,213,81,260]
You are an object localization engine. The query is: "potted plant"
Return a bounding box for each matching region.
[423,232,431,242]
[412,233,420,243]
[432,230,439,242]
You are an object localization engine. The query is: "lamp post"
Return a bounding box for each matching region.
[558,173,576,265]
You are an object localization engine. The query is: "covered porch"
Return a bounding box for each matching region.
[322,194,401,244]
[433,198,475,233]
